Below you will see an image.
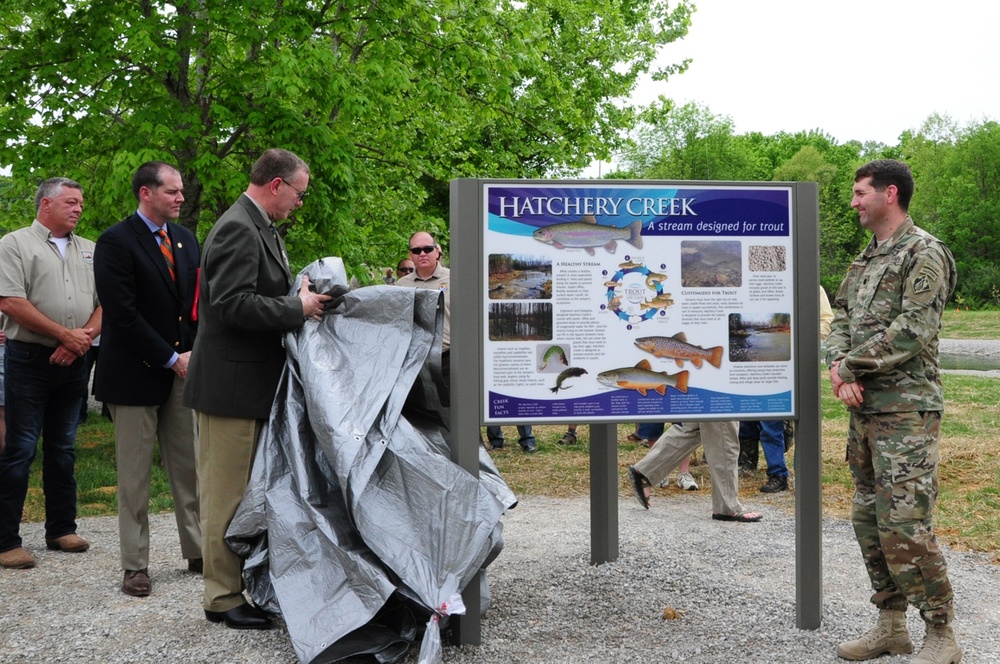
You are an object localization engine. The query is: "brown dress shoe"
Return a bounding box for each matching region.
[0,547,37,569]
[122,569,151,597]
[45,533,90,553]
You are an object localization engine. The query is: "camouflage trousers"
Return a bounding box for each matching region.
[848,410,954,625]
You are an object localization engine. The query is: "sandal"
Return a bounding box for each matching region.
[626,433,643,443]
[712,511,763,523]
[627,465,651,510]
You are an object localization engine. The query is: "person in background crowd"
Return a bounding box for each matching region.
[627,422,761,522]
[395,231,450,395]
[395,258,415,280]
[738,420,789,493]
[738,287,835,491]
[485,425,536,453]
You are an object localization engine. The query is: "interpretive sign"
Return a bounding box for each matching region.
[481,182,796,423]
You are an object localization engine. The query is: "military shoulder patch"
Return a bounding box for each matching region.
[912,263,942,294]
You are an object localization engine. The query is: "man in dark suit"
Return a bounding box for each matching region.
[94,161,202,597]
[183,148,330,630]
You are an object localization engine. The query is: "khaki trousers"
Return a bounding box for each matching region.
[633,421,745,517]
[111,376,200,571]
[197,413,261,612]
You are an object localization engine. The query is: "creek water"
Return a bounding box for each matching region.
[939,352,1000,371]
[497,270,550,299]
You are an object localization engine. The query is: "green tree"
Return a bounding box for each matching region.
[617,108,872,290]
[617,99,769,180]
[913,120,1000,306]
[900,112,961,233]
[0,0,693,275]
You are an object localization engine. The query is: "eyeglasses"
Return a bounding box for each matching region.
[409,245,436,255]
[397,267,414,274]
[280,178,308,201]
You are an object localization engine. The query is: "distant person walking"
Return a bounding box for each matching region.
[827,159,961,664]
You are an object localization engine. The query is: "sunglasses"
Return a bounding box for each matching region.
[409,245,436,255]
[397,267,414,274]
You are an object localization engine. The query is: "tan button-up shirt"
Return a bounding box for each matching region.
[0,220,99,346]
[396,264,451,351]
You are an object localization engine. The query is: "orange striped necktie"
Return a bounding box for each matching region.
[156,228,176,281]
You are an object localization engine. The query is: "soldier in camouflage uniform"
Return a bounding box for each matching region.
[825,160,962,664]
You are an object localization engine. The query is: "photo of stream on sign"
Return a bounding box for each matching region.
[481,182,796,424]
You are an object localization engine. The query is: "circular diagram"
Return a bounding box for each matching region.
[603,259,674,325]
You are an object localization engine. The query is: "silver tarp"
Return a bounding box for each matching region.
[226,257,514,663]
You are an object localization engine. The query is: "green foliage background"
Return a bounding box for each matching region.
[1,3,998,301]
[0,0,693,278]
[615,102,1000,304]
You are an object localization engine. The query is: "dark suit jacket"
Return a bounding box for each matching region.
[182,194,304,420]
[93,213,200,406]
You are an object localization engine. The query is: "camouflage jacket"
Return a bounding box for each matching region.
[825,217,956,413]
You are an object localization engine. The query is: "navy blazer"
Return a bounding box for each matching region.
[93,213,200,406]
[182,194,304,420]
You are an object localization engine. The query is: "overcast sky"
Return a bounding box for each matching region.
[625,0,999,145]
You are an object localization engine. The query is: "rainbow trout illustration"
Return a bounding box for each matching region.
[634,333,724,369]
[533,215,643,255]
[550,367,588,393]
[596,360,689,396]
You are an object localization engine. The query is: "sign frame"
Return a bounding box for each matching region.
[448,179,822,641]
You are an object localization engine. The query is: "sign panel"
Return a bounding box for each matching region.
[482,182,796,423]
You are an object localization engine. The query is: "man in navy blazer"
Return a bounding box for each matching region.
[183,148,330,630]
[94,161,202,597]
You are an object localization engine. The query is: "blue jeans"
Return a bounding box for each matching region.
[636,422,666,441]
[485,425,535,450]
[741,419,788,479]
[0,341,88,551]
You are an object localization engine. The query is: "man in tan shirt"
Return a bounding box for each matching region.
[0,177,102,570]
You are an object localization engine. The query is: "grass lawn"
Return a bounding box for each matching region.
[19,316,1000,560]
[488,370,1000,559]
[941,309,1000,339]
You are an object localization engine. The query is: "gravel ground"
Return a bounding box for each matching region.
[5,338,997,663]
[2,493,998,663]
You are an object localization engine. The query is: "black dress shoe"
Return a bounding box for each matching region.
[187,558,203,574]
[205,603,273,630]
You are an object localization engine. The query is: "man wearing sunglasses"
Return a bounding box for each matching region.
[396,232,450,353]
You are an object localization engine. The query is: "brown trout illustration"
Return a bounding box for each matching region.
[634,333,724,369]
